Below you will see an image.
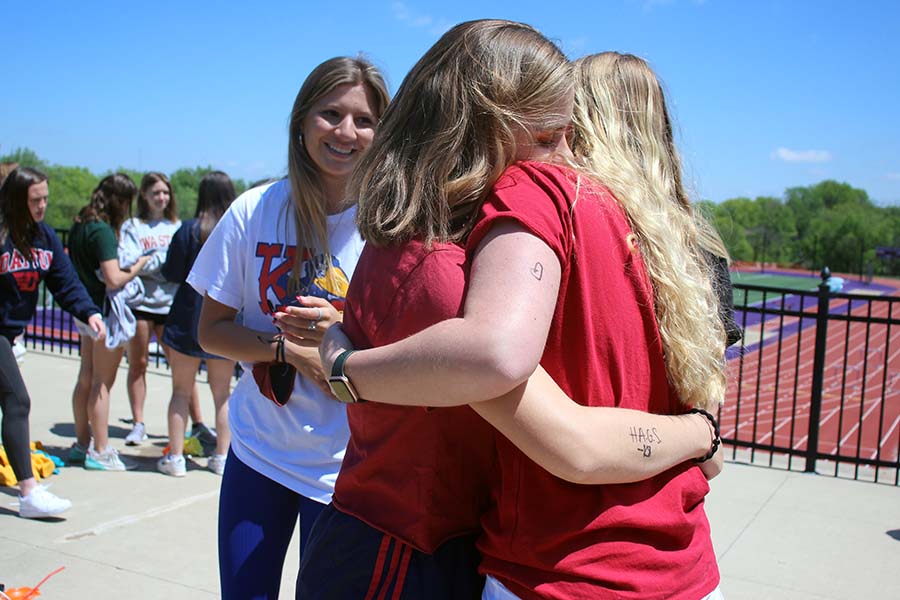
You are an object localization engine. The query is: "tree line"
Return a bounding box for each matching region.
[1,147,254,229]
[698,180,899,277]
[3,147,898,277]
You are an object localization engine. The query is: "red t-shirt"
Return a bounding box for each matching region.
[334,240,497,553]
[469,162,718,600]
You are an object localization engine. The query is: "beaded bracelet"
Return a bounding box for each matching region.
[689,408,721,463]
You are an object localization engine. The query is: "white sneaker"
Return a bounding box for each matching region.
[12,341,26,364]
[207,453,227,476]
[157,454,187,477]
[84,447,127,471]
[125,422,148,446]
[19,485,72,518]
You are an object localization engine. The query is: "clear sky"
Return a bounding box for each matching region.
[4,0,899,205]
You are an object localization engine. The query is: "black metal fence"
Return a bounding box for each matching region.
[21,286,169,367]
[725,271,900,485]
[20,228,165,367]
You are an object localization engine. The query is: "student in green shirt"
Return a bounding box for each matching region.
[68,173,151,471]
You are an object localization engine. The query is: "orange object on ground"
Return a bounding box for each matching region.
[1,566,64,599]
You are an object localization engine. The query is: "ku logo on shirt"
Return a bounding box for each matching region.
[255,242,348,314]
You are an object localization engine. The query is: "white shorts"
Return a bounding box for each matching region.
[482,575,726,600]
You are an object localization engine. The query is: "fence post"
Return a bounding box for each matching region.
[806,267,832,473]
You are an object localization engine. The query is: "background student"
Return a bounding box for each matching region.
[119,172,205,446]
[68,173,152,471]
[1,166,104,516]
[157,171,237,477]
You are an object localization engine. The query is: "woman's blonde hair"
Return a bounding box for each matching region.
[351,19,572,246]
[571,51,726,411]
[286,56,390,293]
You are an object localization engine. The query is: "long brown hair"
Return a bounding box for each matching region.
[75,173,137,238]
[137,172,178,222]
[284,55,390,292]
[351,19,572,246]
[0,166,49,256]
[195,171,235,245]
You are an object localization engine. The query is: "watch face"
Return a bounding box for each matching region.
[328,376,359,404]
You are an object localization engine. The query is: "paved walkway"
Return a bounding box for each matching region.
[3,350,899,598]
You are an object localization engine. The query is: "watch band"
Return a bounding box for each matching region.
[328,350,362,404]
[331,349,357,378]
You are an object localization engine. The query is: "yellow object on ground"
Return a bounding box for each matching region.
[0,441,55,486]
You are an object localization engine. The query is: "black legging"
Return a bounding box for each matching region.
[0,335,33,482]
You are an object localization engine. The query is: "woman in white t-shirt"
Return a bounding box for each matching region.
[186,56,389,599]
[119,172,204,446]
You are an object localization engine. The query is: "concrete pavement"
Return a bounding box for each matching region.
[3,349,899,599]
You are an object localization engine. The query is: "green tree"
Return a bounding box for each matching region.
[746,196,796,265]
[2,148,251,235]
[786,180,872,242]
[707,180,896,274]
[711,197,759,261]
[876,207,900,275]
[170,166,217,219]
[44,166,98,229]
[813,201,893,276]
[0,147,48,170]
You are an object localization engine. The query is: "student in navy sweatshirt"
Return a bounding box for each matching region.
[0,166,104,518]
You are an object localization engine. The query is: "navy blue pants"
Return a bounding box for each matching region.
[297,503,484,599]
[218,448,326,599]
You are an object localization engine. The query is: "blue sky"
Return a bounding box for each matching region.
[4,0,899,205]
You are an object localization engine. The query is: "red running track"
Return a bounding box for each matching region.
[721,294,900,466]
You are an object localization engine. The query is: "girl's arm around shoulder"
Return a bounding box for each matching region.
[471,367,721,484]
[320,222,561,407]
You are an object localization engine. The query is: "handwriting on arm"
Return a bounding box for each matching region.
[629,426,662,459]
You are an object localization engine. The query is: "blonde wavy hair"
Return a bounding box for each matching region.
[286,56,390,292]
[350,19,572,245]
[571,52,726,411]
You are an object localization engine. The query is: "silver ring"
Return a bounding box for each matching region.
[314,307,323,322]
[307,320,317,331]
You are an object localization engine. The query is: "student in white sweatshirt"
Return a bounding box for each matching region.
[119,172,203,446]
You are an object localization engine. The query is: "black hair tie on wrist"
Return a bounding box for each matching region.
[689,408,721,463]
[257,334,286,364]
[278,335,286,364]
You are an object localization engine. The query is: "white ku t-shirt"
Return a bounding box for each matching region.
[187,179,364,502]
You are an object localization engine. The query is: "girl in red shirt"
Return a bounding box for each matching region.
[298,20,725,600]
